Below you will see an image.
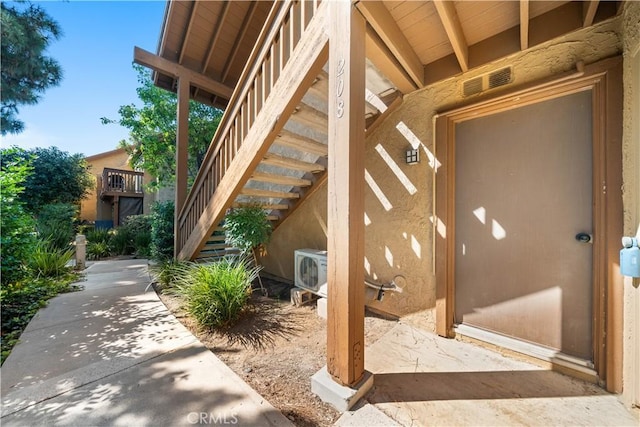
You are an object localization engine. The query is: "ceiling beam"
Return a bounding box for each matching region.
[583,0,599,27]
[202,2,230,74]
[365,27,417,94]
[178,1,200,65]
[356,0,424,88]
[222,1,259,84]
[433,0,469,72]
[520,0,529,50]
[134,46,234,100]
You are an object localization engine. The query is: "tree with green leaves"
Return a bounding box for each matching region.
[102,66,223,191]
[1,2,63,135]
[0,147,93,213]
[0,150,36,284]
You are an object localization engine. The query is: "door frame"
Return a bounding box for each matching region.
[434,56,623,391]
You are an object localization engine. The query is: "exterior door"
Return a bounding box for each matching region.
[454,90,593,360]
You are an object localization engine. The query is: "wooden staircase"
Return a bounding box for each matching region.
[177,0,330,261]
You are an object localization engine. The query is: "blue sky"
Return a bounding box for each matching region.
[1,1,166,157]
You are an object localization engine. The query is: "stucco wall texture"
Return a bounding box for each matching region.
[262,15,626,322]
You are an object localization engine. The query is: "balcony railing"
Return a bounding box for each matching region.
[177,0,325,255]
[100,168,144,197]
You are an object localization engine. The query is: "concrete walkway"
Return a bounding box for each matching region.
[1,259,293,427]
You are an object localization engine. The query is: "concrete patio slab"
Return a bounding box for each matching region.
[1,259,293,427]
[361,322,639,427]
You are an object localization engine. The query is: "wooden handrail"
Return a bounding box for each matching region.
[176,0,324,255]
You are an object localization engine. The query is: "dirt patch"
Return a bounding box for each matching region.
[156,279,397,427]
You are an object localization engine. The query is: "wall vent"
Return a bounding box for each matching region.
[462,66,513,97]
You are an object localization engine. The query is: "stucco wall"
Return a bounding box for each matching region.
[621,0,640,409]
[80,149,155,223]
[262,16,623,321]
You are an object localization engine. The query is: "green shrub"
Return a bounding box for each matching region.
[174,257,260,329]
[1,274,81,364]
[223,204,272,254]
[86,228,111,246]
[27,241,74,278]
[0,154,37,285]
[87,241,111,260]
[150,200,174,261]
[109,227,134,255]
[36,203,77,250]
[148,259,192,290]
[124,215,152,257]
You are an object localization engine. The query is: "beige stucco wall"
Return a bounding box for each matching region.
[263,15,625,323]
[80,148,155,223]
[621,0,640,409]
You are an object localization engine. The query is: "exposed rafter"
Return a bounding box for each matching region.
[583,0,599,27]
[520,0,529,51]
[202,2,230,74]
[222,2,259,83]
[356,0,424,88]
[433,0,469,72]
[365,27,417,94]
[134,46,234,100]
[178,2,200,65]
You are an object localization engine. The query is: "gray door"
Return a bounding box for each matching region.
[454,90,593,360]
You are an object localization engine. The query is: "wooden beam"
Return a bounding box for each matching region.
[202,2,230,73]
[520,0,529,50]
[178,1,200,65]
[583,0,599,27]
[250,171,312,187]
[433,0,469,72]
[365,27,417,94]
[134,46,234,100]
[327,0,366,387]
[274,129,328,156]
[240,188,300,199]
[356,1,424,88]
[174,76,190,257]
[261,153,325,172]
[221,2,259,83]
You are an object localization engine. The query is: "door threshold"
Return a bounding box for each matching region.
[454,324,599,383]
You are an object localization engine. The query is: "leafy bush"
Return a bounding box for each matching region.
[124,215,152,257]
[150,200,174,261]
[87,241,111,260]
[224,204,272,254]
[109,226,134,255]
[174,257,260,329]
[0,153,37,285]
[36,203,77,250]
[26,242,74,278]
[1,274,81,364]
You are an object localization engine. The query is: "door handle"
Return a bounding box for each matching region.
[576,232,593,244]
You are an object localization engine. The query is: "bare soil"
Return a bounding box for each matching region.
[156,279,396,427]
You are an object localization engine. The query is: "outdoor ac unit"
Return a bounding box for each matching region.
[294,249,328,297]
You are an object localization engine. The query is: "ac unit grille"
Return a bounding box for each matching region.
[298,256,319,289]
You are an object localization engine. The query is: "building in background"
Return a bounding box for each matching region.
[80,148,155,228]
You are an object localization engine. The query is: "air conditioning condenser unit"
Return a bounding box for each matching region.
[294,249,327,297]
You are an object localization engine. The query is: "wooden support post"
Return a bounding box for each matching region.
[174,77,190,257]
[326,0,366,387]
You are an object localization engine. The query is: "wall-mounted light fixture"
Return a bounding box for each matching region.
[406,147,419,165]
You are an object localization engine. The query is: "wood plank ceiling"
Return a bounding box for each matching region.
[155,0,621,107]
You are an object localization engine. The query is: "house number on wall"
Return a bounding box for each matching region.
[336,58,345,118]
